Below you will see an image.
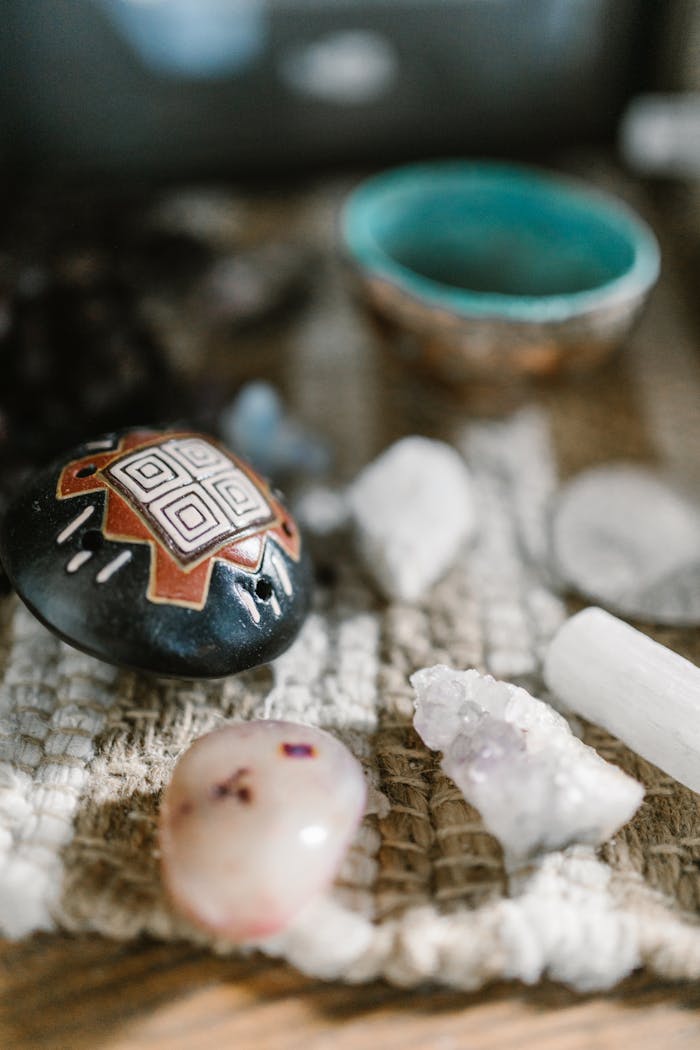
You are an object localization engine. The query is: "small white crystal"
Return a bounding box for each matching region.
[347,437,475,602]
[551,464,700,626]
[545,607,700,794]
[294,485,350,536]
[411,665,643,863]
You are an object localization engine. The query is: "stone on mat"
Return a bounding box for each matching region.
[0,427,312,677]
[347,436,475,603]
[545,606,700,794]
[411,664,643,864]
[551,464,700,626]
[159,720,367,942]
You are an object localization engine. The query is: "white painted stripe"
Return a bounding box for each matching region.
[66,550,93,573]
[236,585,261,624]
[96,550,132,584]
[56,505,95,545]
[271,550,293,596]
[270,592,281,618]
[84,439,114,450]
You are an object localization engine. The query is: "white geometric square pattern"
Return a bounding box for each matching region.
[164,437,233,479]
[203,473,273,531]
[149,484,232,556]
[107,446,191,503]
[104,437,274,561]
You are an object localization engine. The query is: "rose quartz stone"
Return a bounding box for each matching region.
[159,720,366,942]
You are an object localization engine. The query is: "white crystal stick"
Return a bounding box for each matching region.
[411,665,643,865]
[545,606,700,794]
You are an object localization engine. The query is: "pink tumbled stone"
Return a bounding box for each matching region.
[159,720,366,942]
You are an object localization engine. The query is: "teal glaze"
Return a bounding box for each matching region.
[342,162,660,324]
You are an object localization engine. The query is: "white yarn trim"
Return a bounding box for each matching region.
[0,605,120,937]
[259,845,700,993]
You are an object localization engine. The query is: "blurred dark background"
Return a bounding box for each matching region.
[0,0,683,177]
[0,0,697,515]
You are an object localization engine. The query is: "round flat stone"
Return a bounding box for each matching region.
[159,720,367,941]
[551,464,700,627]
[0,428,312,677]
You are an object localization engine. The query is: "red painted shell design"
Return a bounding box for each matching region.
[56,430,300,610]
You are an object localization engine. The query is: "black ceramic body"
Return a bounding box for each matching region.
[0,428,312,678]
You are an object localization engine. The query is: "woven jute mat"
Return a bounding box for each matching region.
[0,183,699,992]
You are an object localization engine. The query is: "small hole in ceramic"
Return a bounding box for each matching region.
[315,563,337,588]
[282,521,293,537]
[255,578,273,601]
[76,464,97,478]
[81,530,104,552]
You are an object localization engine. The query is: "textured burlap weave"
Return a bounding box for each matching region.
[0,184,699,992]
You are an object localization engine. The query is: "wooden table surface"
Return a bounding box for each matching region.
[2,172,700,1049]
[3,933,700,1050]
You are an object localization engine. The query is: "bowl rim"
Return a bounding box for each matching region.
[341,160,661,324]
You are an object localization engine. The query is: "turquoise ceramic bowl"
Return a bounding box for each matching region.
[342,162,660,380]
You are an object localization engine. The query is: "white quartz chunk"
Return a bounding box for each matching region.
[411,664,643,863]
[348,437,475,602]
[545,607,700,794]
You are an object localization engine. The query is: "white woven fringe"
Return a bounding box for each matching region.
[0,607,120,937]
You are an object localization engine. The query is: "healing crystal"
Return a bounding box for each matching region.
[159,720,366,942]
[411,664,643,863]
[348,436,475,603]
[545,607,700,794]
[551,464,700,626]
